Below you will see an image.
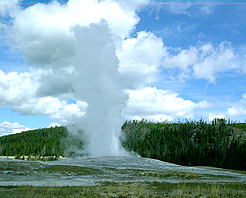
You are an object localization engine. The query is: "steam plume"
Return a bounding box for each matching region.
[69,20,128,156]
[1,0,145,157]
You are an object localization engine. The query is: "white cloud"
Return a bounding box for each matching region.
[165,3,192,16]
[208,113,226,122]
[118,31,167,88]
[0,68,86,125]
[0,121,30,136]
[50,100,87,125]
[227,107,246,117]
[160,3,214,16]
[163,46,198,81]
[4,0,139,66]
[164,47,198,70]
[49,122,62,128]
[0,70,37,107]
[193,42,235,83]
[115,0,150,11]
[0,67,75,108]
[163,42,236,83]
[226,94,246,118]
[207,94,246,121]
[13,97,87,125]
[124,87,210,121]
[0,0,19,17]
[35,67,75,97]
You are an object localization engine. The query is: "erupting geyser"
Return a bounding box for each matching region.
[69,20,128,157]
[1,0,143,157]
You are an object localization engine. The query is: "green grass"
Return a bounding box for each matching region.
[39,165,104,176]
[1,182,246,197]
[105,168,236,180]
[0,161,40,171]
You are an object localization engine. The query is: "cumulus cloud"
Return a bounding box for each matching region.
[227,107,246,118]
[0,121,30,136]
[124,87,210,121]
[208,112,226,122]
[226,94,246,118]
[207,94,246,121]
[0,70,37,107]
[163,42,236,83]
[0,0,19,17]
[193,42,235,83]
[4,0,139,66]
[13,96,87,124]
[35,67,75,97]
[0,68,86,125]
[117,31,167,88]
[164,47,198,70]
[163,46,198,81]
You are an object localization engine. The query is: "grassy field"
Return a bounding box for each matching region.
[1,182,246,197]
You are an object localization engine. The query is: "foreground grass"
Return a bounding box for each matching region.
[1,182,246,198]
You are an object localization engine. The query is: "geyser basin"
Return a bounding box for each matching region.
[0,156,245,187]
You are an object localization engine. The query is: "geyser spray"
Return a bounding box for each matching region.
[69,20,128,157]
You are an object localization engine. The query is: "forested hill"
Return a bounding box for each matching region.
[0,119,246,170]
[121,119,246,171]
[0,126,68,158]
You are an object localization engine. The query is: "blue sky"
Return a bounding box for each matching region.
[0,0,246,136]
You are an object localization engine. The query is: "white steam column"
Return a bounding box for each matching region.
[70,19,128,157]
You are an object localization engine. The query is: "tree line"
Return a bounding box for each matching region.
[0,118,245,170]
[0,126,67,158]
[121,119,246,171]
[0,125,85,159]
